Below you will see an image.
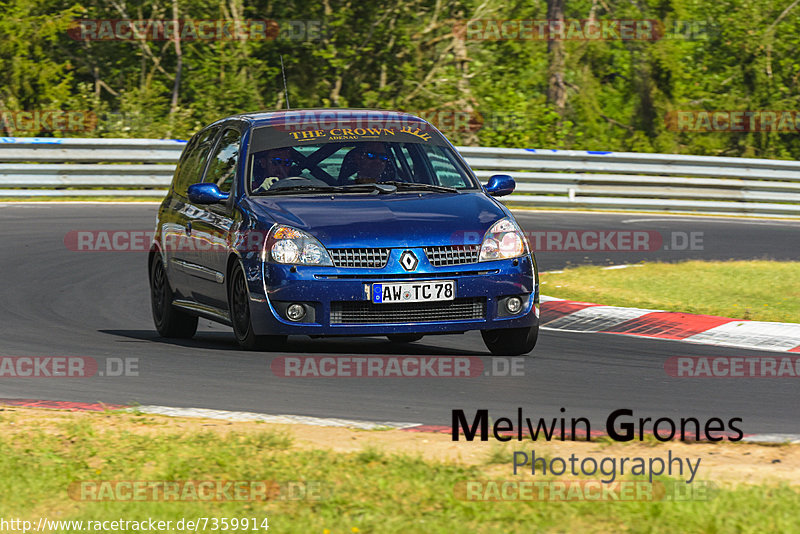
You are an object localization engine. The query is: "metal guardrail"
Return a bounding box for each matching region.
[2,138,799,216]
[0,137,182,197]
[458,147,800,216]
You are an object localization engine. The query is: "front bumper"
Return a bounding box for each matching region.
[244,249,538,337]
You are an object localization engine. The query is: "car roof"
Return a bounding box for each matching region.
[222,108,430,129]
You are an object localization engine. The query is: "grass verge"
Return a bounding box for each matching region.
[540,260,800,322]
[1,407,799,533]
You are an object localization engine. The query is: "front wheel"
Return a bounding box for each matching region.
[150,255,198,338]
[229,262,286,351]
[481,324,538,356]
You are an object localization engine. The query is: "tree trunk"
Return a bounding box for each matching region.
[452,19,478,145]
[546,0,567,116]
[169,0,183,117]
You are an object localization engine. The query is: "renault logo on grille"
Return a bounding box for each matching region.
[399,250,419,271]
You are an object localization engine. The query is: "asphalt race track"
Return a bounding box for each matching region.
[1,203,799,433]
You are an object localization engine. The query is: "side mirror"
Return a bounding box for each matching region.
[484,174,515,197]
[187,183,229,204]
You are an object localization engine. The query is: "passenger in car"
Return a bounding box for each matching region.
[252,147,295,190]
[353,142,392,184]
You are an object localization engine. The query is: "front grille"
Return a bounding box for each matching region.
[329,248,390,268]
[424,245,480,267]
[315,269,499,280]
[330,297,486,324]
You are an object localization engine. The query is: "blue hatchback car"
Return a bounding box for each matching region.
[149,109,539,355]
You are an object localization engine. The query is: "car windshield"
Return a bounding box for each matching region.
[247,125,478,195]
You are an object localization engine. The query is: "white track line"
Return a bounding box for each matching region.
[684,321,800,352]
[621,217,800,226]
[132,405,421,430]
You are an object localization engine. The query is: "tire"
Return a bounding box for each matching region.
[386,334,424,343]
[229,261,286,351]
[150,255,198,338]
[481,324,538,356]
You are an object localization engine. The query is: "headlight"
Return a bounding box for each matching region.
[479,217,527,261]
[263,225,333,266]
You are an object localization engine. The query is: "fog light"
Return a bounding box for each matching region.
[287,303,306,321]
[506,296,523,314]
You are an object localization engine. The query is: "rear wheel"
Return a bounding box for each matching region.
[229,262,286,351]
[150,255,198,338]
[386,334,424,343]
[481,324,538,356]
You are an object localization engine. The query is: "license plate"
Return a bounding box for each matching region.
[371,280,455,304]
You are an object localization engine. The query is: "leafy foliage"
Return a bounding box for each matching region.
[2,0,800,158]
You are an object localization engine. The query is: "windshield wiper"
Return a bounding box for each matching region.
[261,183,397,196]
[337,183,397,194]
[379,181,458,193]
[261,185,339,195]
[259,180,453,196]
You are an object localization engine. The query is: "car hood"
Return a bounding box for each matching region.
[246,192,507,248]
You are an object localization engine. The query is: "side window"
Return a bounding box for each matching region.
[394,144,416,181]
[421,144,471,188]
[204,128,241,194]
[173,128,218,196]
